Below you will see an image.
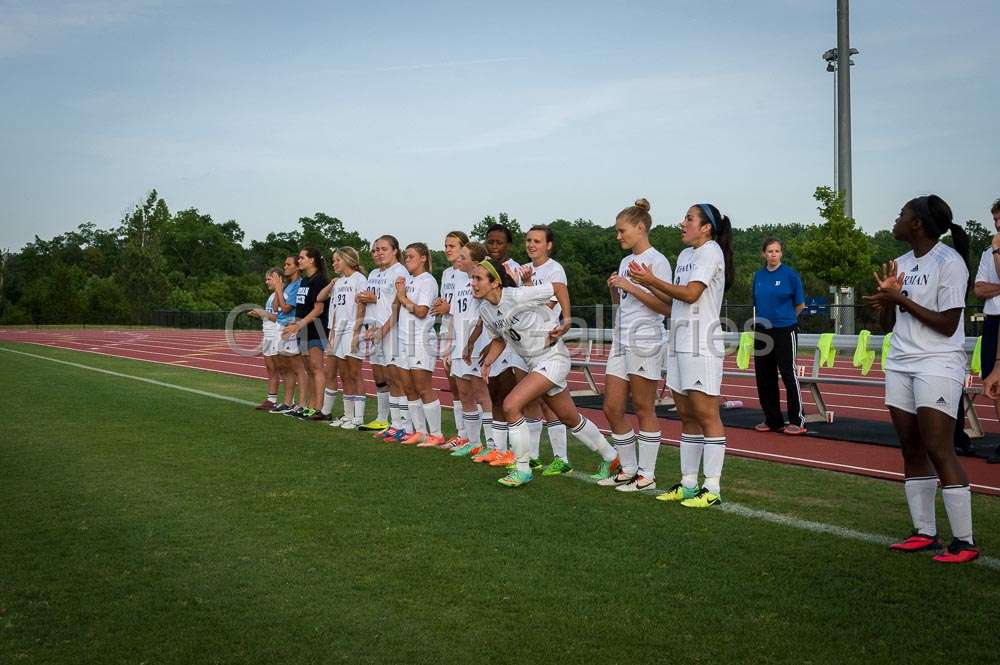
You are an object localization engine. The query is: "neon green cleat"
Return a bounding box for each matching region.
[590,460,615,481]
[541,458,573,476]
[359,419,389,432]
[681,488,722,508]
[498,470,534,488]
[529,458,543,470]
[450,443,476,457]
[656,483,701,502]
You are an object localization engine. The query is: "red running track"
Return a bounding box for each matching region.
[3,327,999,496]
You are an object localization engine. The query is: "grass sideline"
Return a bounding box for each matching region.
[1,341,998,664]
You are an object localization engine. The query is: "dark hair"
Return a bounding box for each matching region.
[991,199,1000,216]
[266,267,283,279]
[375,234,403,263]
[465,241,487,262]
[527,224,554,247]
[446,230,469,246]
[406,242,432,274]
[906,195,969,266]
[300,246,327,281]
[760,236,782,253]
[486,223,513,243]
[693,203,735,292]
[481,257,517,288]
[616,198,652,230]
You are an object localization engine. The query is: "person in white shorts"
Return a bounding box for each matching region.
[471,258,620,488]
[392,243,444,446]
[863,195,978,564]
[269,256,304,414]
[326,247,368,429]
[600,198,672,492]
[357,235,409,434]
[629,203,734,509]
[247,267,285,411]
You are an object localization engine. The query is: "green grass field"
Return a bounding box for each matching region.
[2,342,999,664]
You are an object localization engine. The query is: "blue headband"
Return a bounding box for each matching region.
[697,204,718,233]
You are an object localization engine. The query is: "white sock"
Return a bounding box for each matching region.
[546,420,568,462]
[464,410,482,446]
[702,436,726,495]
[508,418,531,473]
[611,431,637,475]
[942,484,974,543]
[527,418,542,459]
[322,388,338,416]
[354,395,366,423]
[267,393,277,404]
[376,388,390,421]
[398,398,411,432]
[452,400,465,438]
[408,400,425,434]
[904,476,938,537]
[571,416,616,462]
[423,400,442,437]
[482,410,494,444]
[637,430,662,479]
[680,433,704,489]
[389,395,402,429]
[342,395,355,422]
[493,421,508,451]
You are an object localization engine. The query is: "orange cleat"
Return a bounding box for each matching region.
[489,450,516,467]
[418,434,446,448]
[401,432,425,445]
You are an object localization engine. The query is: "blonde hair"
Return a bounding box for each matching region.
[616,197,652,230]
[335,246,366,276]
[406,242,432,274]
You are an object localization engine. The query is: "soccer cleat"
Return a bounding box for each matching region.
[283,405,304,417]
[378,427,400,440]
[308,412,332,422]
[255,399,276,411]
[450,443,477,457]
[439,437,467,451]
[328,416,346,427]
[388,429,409,443]
[616,475,656,493]
[472,449,500,463]
[932,538,980,564]
[467,446,484,457]
[681,487,722,508]
[490,450,516,467]
[541,458,573,476]
[338,420,358,430]
[359,419,389,432]
[417,434,445,448]
[401,432,425,445]
[529,458,543,470]
[269,403,292,415]
[497,470,534,488]
[597,471,635,487]
[889,531,942,553]
[656,483,701,502]
[297,407,317,419]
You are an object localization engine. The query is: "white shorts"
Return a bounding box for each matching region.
[332,329,363,360]
[666,351,723,396]
[261,323,280,357]
[391,342,437,373]
[274,324,300,356]
[450,355,479,379]
[606,342,664,382]
[368,325,398,367]
[528,348,571,396]
[885,370,963,417]
[489,347,528,378]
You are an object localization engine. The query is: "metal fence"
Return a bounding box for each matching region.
[149,309,259,330]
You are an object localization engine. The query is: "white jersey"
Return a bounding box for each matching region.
[330,272,367,334]
[670,240,726,356]
[397,271,438,346]
[887,242,968,380]
[365,262,409,326]
[263,293,278,333]
[615,246,671,348]
[975,247,1000,316]
[503,257,523,286]
[528,258,567,320]
[449,270,479,358]
[480,284,564,364]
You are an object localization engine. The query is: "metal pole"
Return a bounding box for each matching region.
[836,0,852,218]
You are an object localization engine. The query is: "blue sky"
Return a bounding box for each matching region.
[2,0,998,252]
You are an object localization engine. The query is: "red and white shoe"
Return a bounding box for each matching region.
[932,538,980,564]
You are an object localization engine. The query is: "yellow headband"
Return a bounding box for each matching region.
[479,259,503,284]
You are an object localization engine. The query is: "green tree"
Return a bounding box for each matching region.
[162,208,247,278]
[471,212,523,254]
[795,186,872,287]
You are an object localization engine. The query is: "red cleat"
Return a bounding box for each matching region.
[889,532,941,553]
[932,538,980,564]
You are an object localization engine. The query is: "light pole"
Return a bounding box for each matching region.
[821,0,858,218]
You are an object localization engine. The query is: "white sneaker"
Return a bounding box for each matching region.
[328,417,345,427]
[597,471,635,487]
[340,420,358,430]
[616,476,656,492]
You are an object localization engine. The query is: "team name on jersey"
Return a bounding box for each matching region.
[295,285,309,304]
[901,274,930,286]
[334,281,355,307]
[674,261,695,283]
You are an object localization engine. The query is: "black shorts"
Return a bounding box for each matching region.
[982,314,1000,378]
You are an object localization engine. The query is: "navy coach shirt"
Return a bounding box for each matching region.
[752,264,805,328]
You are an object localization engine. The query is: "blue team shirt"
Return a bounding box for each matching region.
[752,264,804,328]
[276,279,300,326]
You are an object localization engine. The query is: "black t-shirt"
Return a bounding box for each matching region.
[294,273,330,340]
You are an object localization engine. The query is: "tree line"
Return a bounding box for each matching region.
[0,187,992,328]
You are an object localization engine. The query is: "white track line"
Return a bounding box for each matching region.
[3,344,997,571]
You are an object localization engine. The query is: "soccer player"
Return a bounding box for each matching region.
[393,243,444,445]
[270,255,303,415]
[863,195,979,563]
[972,198,1000,464]
[357,236,409,434]
[600,199,672,491]
[471,258,620,488]
[249,267,286,410]
[435,232,471,448]
[628,203,734,508]
[328,247,368,429]
[281,247,330,419]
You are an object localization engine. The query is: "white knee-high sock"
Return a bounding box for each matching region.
[389,395,402,429]
[341,395,355,422]
[398,399,411,432]
[354,395,366,423]
[527,418,542,459]
[702,436,726,495]
[322,388,338,415]
[545,420,568,462]
[942,484,974,543]
[492,421,508,451]
[637,430,662,479]
[679,433,704,489]
[482,410,494,444]
[508,418,531,473]
[611,431,637,475]
[408,400,425,434]
[464,411,482,446]
[452,400,465,439]
[423,400,442,437]
[904,476,938,537]
[376,387,390,421]
[571,416,616,462]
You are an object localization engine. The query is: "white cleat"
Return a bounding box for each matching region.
[597,471,635,487]
[615,476,656,493]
